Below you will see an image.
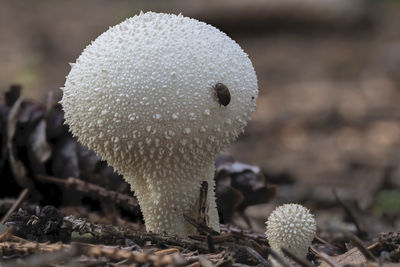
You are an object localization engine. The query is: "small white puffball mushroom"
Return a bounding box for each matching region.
[61,12,258,237]
[265,204,316,259]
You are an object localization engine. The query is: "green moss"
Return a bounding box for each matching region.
[71,231,95,243]
[373,190,400,215]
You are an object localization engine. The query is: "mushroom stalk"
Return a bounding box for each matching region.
[126,159,219,236]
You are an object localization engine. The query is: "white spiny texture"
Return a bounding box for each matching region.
[266,204,316,259]
[61,12,258,237]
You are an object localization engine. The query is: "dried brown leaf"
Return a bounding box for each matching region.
[30,119,51,163]
[6,97,31,188]
[320,247,367,267]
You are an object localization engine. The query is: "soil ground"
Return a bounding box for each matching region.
[1,0,400,239]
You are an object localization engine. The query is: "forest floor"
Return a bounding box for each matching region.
[1,0,400,266]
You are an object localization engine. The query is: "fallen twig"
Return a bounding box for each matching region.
[82,243,187,266]
[153,247,180,256]
[0,240,186,266]
[281,247,314,267]
[63,215,210,252]
[38,175,139,212]
[220,224,269,245]
[332,189,366,237]
[206,234,215,253]
[198,255,214,267]
[187,233,232,244]
[184,252,225,264]
[2,243,78,267]
[0,240,70,255]
[184,215,219,236]
[310,245,340,267]
[198,181,208,225]
[0,226,16,242]
[62,215,272,265]
[345,232,376,262]
[0,188,30,224]
[315,234,340,250]
[0,226,28,244]
[184,182,220,237]
[245,246,271,267]
[250,240,270,260]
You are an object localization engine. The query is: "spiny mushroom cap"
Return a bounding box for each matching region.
[265,204,316,256]
[61,11,258,177]
[61,12,257,236]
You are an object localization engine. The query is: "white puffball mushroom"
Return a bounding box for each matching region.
[61,12,258,237]
[265,204,316,259]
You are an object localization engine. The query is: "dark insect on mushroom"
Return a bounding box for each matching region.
[213,82,231,106]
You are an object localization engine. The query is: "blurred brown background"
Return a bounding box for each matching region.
[1,0,400,233]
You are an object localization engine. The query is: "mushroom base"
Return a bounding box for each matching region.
[124,161,220,237]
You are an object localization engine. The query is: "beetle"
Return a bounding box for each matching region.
[213,82,231,106]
